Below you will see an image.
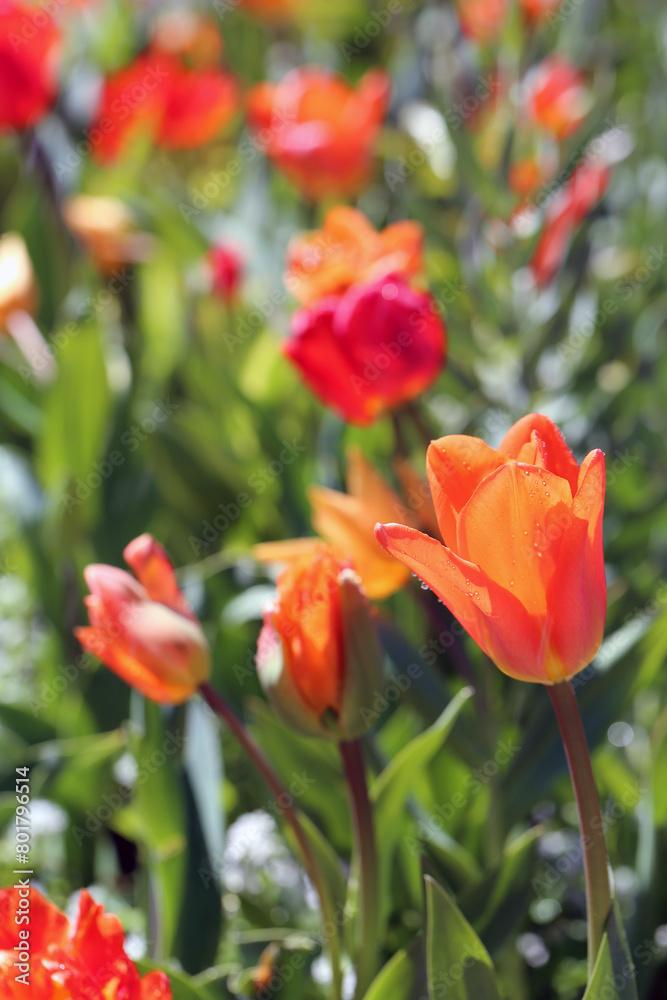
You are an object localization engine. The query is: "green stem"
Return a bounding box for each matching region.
[199,683,343,1000]
[547,680,612,975]
[340,738,380,999]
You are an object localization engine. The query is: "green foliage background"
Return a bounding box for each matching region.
[1,0,667,997]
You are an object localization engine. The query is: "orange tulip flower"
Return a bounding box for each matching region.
[257,545,383,739]
[254,447,414,599]
[375,414,606,684]
[285,206,423,306]
[0,885,172,998]
[75,534,210,704]
[523,57,591,140]
[246,66,390,200]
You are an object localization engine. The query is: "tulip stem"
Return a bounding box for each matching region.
[340,738,380,999]
[199,683,343,1000]
[547,680,612,975]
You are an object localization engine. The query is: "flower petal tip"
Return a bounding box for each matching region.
[374,522,389,548]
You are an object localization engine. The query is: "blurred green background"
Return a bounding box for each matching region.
[1,0,667,997]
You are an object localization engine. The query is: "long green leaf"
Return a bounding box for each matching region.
[425,876,502,1000]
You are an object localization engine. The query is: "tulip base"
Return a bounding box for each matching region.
[547,679,612,974]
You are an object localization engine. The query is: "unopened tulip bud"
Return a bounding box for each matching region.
[75,534,210,704]
[256,546,384,739]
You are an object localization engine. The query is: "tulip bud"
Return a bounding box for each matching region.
[256,546,384,740]
[75,535,210,704]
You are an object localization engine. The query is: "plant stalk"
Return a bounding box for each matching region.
[199,682,343,1000]
[548,680,612,975]
[340,738,380,999]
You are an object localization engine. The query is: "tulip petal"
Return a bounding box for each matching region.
[309,483,410,599]
[84,564,147,603]
[253,538,323,564]
[75,626,198,704]
[374,523,555,682]
[456,462,573,617]
[285,298,374,424]
[426,436,506,548]
[124,533,196,620]
[498,413,580,492]
[546,449,606,677]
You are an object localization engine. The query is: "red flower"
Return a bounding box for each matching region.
[0,0,61,132]
[208,243,244,303]
[246,66,390,200]
[0,885,172,999]
[530,158,609,285]
[75,533,210,704]
[284,274,446,426]
[523,56,590,139]
[375,413,606,685]
[91,52,239,163]
[520,0,564,22]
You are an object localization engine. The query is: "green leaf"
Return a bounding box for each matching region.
[583,903,638,1000]
[287,810,346,997]
[425,876,503,1000]
[459,827,542,956]
[136,960,220,1000]
[127,700,188,960]
[370,688,473,927]
[36,323,111,500]
[363,937,426,1000]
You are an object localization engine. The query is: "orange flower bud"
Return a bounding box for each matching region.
[285,206,423,306]
[376,414,606,685]
[257,546,384,739]
[75,534,210,704]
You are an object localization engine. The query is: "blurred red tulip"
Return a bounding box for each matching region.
[530,158,609,285]
[521,0,564,22]
[376,413,606,684]
[285,206,423,305]
[284,274,446,426]
[523,56,590,139]
[0,885,172,998]
[75,534,210,704]
[0,0,61,132]
[247,66,390,200]
[456,0,507,44]
[208,243,244,303]
[91,52,239,163]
